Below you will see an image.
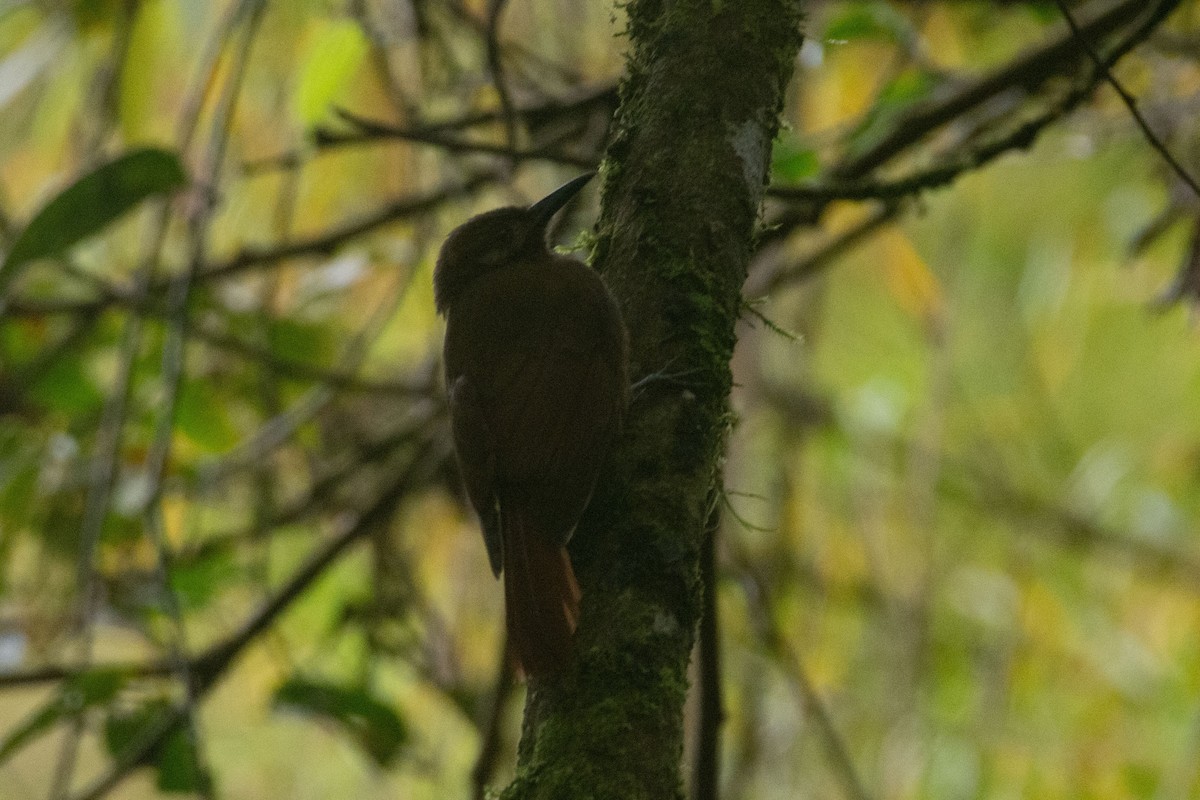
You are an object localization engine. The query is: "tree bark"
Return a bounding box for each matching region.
[500,2,804,798]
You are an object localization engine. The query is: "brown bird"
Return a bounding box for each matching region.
[434,174,628,676]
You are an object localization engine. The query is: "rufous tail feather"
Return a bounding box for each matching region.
[501,505,581,676]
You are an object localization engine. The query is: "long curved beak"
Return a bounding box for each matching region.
[528,172,595,228]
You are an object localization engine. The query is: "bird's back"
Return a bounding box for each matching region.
[443,254,627,542]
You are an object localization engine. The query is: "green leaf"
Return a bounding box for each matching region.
[292,20,369,126]
[771,134,820,183]
[267,317,332,364]
[71,0,125,30]
[169,546,238,610]
[823,0,909,42]
[846,69,938,157]
[0,669,128,764]
[1024,2,1058,23]
[27,353,105,417]
[273,676,408,767]
[176,380,239,452]
[103,697,208,793]
[1,148,188,290]
[154,722,209,794]
[0,699,66,764]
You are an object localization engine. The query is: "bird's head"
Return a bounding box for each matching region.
[434,173,594,313]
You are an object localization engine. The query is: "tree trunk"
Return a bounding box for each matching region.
[501,2,804,798]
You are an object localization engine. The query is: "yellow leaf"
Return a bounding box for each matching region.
[878,228,944,327]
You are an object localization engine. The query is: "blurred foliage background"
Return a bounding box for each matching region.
[2,0,1200,798]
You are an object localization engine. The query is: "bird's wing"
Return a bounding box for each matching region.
[447,375,503,575]
[488,332,625,545]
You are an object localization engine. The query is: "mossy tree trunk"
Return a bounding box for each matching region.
[501,2,804,798]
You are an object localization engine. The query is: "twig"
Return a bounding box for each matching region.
[751,203,902,296]
[1,173,503,319]
[485,0,519,170]
[731,555,874,800]
[45,1,255,793]
[757,0,1183,292]
[320,108,596,169]
[73,0,137,161]
[1052,0,1200,199]
[242,83,618,175]
[65,443,439,800]
[833,0,1162,180]
[471,641,515,800]
[195,244,425,512]
[195,171,502,283]
[44,0,142,787]
[692,497,724,800]
[135,2,270,793]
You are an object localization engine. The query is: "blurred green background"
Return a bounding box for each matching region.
[2,1,1200,798]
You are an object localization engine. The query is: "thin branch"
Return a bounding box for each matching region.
[692,497,724,800]
[1051,0,1200,199]
[1,172,503,318]
[731,554,874,800]
[833,0,1163,180]
[750,203,902,296]
[186,318,434,395]
[484,0,518,170]
[64,444,439,800]
[194,171,502,283]
[46,0,257,792]
[471,642,516,800]
[195,242,426,505]
[136,2,270,793]
[46,0,142,783]
[0,424,439,698]
[768,74,1098,206]
[318,108,596,169]
[756,0,1183,292]
[241,83,618,175]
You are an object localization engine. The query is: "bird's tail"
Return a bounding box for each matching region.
[501,504,581,676]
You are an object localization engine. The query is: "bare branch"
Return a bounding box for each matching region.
[1052,0,1200,199]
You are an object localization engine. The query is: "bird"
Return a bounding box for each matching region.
[433,173,628,676]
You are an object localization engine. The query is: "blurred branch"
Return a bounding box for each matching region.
[760,383,1200,587]
[191,273,424,501]
[768,78,1097,205]
[768,0,1171,212]
[135,3,271,792]
[46,3,267,794]
[692,496,725,800]
[1051,0,1200,200]
[348,0,417,120]
[756,0,1182,292]
[760,0,1179,254]
[0,442,439,800]
[204,416,441,540]
[242,83,617,175]
[749,203,902,296]
[2,172,502,318]
[442,0,588,86]
[74,0,137,160]
[730,549,874,800]
[66,454,424,800]
[484,0,519,169]
[315,108,597,169]
[471,643,515,800]
[833,0,1168,180]
[187,318,434,395]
